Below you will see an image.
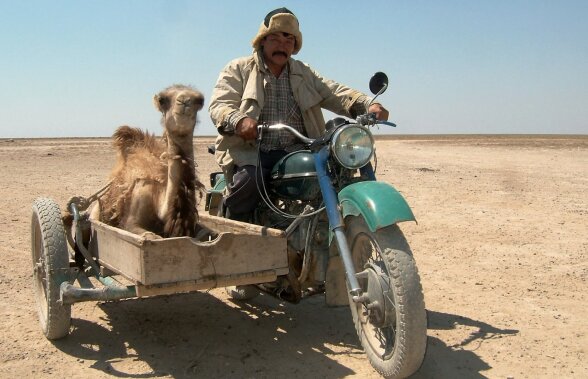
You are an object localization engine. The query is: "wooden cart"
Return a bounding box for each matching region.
[31,197,288,340]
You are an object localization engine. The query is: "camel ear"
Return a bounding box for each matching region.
[153,93,171,113]
[194,96,204,111]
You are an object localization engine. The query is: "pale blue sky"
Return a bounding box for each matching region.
[1,0,586,137]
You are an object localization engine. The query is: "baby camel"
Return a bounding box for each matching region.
[92,85,205,238]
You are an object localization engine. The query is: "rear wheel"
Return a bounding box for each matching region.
[345,216,427,378]
[31,198,71,339]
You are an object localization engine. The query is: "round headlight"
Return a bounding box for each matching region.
[331,125,375,169]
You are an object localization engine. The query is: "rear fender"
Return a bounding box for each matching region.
[209,172,226,191]
[205,173,226,214]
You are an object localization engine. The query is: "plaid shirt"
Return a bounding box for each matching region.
[222,61,370,149]
[258,65,306,152]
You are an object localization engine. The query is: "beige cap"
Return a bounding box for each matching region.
[251,7,302,55]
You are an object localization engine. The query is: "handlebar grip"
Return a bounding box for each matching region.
[379,121,397,127]
[368,113,396,127]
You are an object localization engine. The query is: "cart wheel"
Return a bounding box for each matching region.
[31,198,71,339]
[225,285,259,300]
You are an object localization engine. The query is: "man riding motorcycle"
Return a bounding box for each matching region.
[208,7,389,221]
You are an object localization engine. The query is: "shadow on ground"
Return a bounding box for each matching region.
[413,310,519,378]
[53,292,363,378]
[52,294,519,379]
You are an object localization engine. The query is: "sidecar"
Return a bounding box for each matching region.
[31,197,288,340]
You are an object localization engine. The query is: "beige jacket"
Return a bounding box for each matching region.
[209,52,372,179]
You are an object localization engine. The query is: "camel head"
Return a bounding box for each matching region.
[153,85,204,138]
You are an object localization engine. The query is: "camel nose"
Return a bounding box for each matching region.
[176,94,203,114]
[175,97,191,114]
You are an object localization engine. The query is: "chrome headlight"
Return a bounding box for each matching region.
[331,125,375,169]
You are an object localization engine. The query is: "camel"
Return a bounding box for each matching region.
[91,84,206,239]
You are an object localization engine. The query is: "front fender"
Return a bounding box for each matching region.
[338,181,416,232]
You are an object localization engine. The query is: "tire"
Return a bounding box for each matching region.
[345,216,427,378]
[31,198,71,339]
[225,285,260,300]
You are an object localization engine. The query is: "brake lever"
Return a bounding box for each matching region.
[358,113,397,128]
[356,113,378,126]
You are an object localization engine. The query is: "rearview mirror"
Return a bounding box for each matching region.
[369,72,389,95]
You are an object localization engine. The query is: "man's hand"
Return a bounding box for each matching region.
[368,103,389,121]
[236,117,258,140]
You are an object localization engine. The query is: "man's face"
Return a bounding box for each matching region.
[261,32,296,69]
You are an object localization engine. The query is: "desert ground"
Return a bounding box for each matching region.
[0,134,586,378]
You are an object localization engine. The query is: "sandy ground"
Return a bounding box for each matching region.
[0,135,586,378]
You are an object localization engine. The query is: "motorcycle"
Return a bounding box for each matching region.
[205,72,427,378]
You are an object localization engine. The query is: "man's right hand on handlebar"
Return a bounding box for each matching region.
[368,103,389,121]
[236,117,258,140]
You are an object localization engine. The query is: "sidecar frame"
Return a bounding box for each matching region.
[32,196,289,340]
[62,207,288,303]
[92,215,287,296]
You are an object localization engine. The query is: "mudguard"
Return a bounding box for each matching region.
[210,172,226,192]
[205,173,226,214]
[338,181,416,232]
[326,181,416,306]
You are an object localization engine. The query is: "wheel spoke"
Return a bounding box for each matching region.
[352,230,403,359]
[364,238,398,314]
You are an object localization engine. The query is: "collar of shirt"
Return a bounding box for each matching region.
[260,57,289,79]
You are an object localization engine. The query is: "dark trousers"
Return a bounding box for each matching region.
[224,150,288,219]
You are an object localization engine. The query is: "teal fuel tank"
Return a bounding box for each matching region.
[269,150,320,201]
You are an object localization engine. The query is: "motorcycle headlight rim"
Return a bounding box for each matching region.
[331,125,375,169]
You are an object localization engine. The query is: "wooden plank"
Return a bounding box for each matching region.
[140,231,287,285]
[91,220,145,245]
[199,214,285,237]
[136,270,279,297]
[92,225,143,282]
[90,215,289,286]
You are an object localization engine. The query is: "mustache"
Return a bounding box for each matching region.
[272,51,288,58]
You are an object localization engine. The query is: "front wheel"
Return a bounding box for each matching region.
[345,216,427,378]
[31,198,72,339]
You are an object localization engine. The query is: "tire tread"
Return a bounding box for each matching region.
[347,218,427,378]
[32,198,71,340]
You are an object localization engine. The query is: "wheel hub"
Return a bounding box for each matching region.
[363,263,395,328]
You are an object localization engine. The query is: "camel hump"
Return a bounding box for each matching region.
[113,126,154,159]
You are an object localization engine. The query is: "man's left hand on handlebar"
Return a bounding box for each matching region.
[368,103,389,121]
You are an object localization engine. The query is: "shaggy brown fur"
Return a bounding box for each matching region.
[93,85,205,238]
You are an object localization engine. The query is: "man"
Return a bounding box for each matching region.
[209,7,389,220]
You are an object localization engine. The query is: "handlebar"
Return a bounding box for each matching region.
[258,116,396,145]
[258,123,314,145]
[356,113,397,128]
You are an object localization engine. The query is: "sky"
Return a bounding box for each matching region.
[0,0,586,138]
